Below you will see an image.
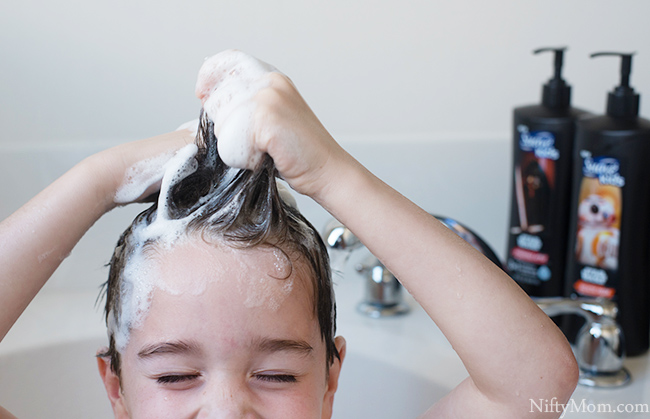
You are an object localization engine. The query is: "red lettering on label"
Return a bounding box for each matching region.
[511,247,549,264]
[574,279,616,298]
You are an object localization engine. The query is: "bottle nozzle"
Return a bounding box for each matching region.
[533,47,571,109]
[534,47,566,81]
[591,51,639,118]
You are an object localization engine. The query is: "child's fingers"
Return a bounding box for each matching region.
[108,130,195,205]
[195,49,277,104]
[176,118,200,135]
[197,50,282,171]
[194,50,341,198]
[216,103,264,169]
[112,148,177,204]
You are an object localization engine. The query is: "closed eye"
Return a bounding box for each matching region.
[254,373,298,383]
[156,374,201,385]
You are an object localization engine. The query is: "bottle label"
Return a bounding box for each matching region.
[571,150,623,298]
[507,125,557,287]
[517,125,560,160]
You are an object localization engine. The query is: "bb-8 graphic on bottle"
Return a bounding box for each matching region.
[576,191,620,271]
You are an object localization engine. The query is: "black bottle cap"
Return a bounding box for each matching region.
[534,47,571,109]
[591,52,640,118]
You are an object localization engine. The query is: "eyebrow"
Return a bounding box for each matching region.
[252,337,314,357]
[136,337,314,360]
[137,340,202,360]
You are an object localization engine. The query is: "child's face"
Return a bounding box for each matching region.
[99,238,344,418]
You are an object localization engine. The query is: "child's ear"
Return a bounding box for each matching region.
[96,349,130,419]
[322,336,347,419]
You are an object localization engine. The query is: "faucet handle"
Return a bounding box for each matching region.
[576,319,625,375]
[534,297,631,388]
[322,219,409,317]
[355,255,410,318]
[323,219,362,251]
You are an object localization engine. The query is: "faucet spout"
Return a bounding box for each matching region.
[323,220,409,318]
[534,297,618,320]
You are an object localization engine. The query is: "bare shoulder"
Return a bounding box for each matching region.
[0,406,18,419]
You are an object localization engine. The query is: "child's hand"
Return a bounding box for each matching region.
[91,129,195,209]
[196,50,351,200]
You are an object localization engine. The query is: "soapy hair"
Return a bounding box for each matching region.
[99,111,338,378]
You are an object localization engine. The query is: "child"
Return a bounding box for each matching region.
[0,50,577,418]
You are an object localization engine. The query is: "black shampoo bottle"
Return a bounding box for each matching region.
[506,48,589,297]
[564,52,650,356]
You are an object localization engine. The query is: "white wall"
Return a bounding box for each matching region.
[0,139,512,291]
[1,0,650,289]
[1,0,649,146]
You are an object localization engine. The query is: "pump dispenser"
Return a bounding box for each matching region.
[564,52,650,356]
[506,47,589,298]
[537,47,571,109]
[592,52,640,118]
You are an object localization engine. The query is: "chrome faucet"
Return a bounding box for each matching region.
[323,220,409,318]
[354,255,410,318]
[534,297,630,388]
[323,219,631,388]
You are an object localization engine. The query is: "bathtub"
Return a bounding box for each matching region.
[2,139,649,418]
[3,276,650,419]
[0,278,462,418]
[0,341,451,418]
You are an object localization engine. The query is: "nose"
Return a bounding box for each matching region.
[590,204,599,214]
[194,380,259,419]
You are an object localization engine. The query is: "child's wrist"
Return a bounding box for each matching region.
[77,152,123,213]
[310,152,370,211]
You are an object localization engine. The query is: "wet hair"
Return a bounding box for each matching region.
[98,110,338,379]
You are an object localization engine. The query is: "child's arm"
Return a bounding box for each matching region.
[199,54,579,418]
[0,130,193,343]
[310,152,578,418]
[0,406,17,419]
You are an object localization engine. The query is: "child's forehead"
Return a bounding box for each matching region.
[126,238,321,353]
[148,237,290,275]
[143,236,316,315]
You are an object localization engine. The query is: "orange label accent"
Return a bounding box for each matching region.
[574,279,615,298]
